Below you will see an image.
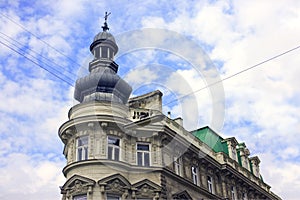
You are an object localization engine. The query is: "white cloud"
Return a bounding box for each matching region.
[0,153,65,200]
[1,0,300,199]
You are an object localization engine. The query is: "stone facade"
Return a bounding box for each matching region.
[58,19,281,200]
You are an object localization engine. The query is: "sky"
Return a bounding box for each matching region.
[0,0,300,199]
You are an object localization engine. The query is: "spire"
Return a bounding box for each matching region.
[102,11,111,32]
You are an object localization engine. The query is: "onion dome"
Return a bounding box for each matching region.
[74,13,132,104]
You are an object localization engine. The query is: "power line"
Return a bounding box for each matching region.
[0,40,74,87]
[0,31,78,79]
[0,13,82,67]
[0,35,76,84]
[163,45,300,106]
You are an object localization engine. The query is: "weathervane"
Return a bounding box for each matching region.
[102,11,111,31]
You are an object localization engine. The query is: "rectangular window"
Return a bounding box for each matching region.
[231,186,237,200]
[77,136,88,161]
[174,157,182,176]
[137,143,150,166]
[108,136,120,161]
[107,194,120,200]
[102,47,108,58]
[73,195,87,200]
[191,166,199,185]
[242,192,248,200]
[207,175,214,194]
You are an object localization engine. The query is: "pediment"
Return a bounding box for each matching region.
[61,174,96,190]
[132,179,161,191]
[98,173,131,194]
[132,179,161,198]
[172,190,193,200]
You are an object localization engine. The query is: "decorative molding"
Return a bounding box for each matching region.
[60,175,95,198]
[98,174,131,195]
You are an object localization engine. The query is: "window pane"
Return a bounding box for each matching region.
[115,148,119,161]
[78,136,88,146]
[144,152,150,166]
[84,147,88,159]
[73,195,87,200]
[108,137,119,146]
[137,144,149,151]
[77,148,82,161]
[102,47,108,58]
[108,146,113,160]
[107,194,120,200]
[207,176,211,182]
[192,166,196,174]
[137,152,143,166]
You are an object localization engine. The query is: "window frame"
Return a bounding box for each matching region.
[106,194,121,200]
[191,166,199,185]
[174,156,182,176]
[207,175,215,194]
[231,186,237,200]
[73,194,87,200]
[242,192,248,200]
[136,143,150,167]
[107,136,120,161]
[76,136,89,161]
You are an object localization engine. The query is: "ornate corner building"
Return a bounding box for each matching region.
[58,18,281,200]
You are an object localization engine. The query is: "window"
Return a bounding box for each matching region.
[107,194,120,200]
[207,175,214,194]
[108,136,120,161]
[76,136,88,161]
[242,192,248,200]
[231,186,237,200]
[102,47,108,58]
[137,143,150,166]
[174,156,182,176]
[73,195,87,200]
[191,166,199,185]
[231,146,237,160]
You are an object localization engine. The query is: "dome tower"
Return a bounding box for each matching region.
[74,13,131,104]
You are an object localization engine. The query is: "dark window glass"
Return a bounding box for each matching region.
[144,152,150,166]
[137,144,149,151]
[107,194,120,200]
[102,47,108,58]
[108,146,113,160]
[115,148,120,161]
[108,137,119,146]
[78,148,82,161]
[73,195,87,200]
[95,47,100,58]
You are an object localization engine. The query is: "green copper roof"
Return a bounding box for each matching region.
[192,126,229,155]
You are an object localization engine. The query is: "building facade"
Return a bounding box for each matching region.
[58,18,281,200]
